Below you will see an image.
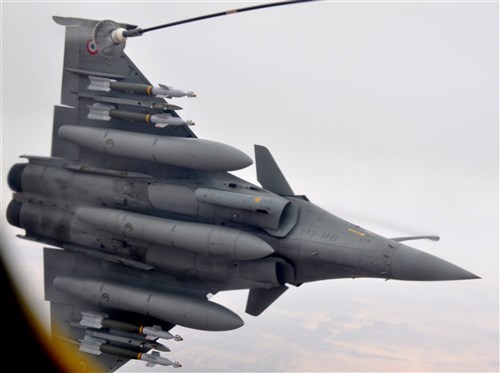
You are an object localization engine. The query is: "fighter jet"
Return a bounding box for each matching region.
[5,1,479,371]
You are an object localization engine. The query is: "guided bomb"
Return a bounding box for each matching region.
[80,312,183,341]
[88,76,196,98]
[87,103,195,127]
[80,336,180,368]
[81,329,170,352]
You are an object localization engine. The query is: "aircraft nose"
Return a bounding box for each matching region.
[391,246,480,281]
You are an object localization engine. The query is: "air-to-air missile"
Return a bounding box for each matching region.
[87,103,195,127]
[79,335,181,368]
[57,125,252,171]
[88,76,196,98]
[54,277,244,331]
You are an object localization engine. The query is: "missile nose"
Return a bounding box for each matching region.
[391,246,480,281]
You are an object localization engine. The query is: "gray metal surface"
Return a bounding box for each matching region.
[58,125,252,171]
[54,277,244,331]
[255,145,294,196]
[75,207,274,260]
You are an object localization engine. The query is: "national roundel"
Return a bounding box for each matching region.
[86,39,98,55]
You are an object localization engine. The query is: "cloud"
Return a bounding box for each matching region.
[302,309,332,331]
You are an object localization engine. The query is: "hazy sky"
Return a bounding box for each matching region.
[1,1,498,372]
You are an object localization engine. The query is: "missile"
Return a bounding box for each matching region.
[88,76,195,98]
[54,277,244,331]
[80,311,183,341]
[87,103,194,127]
[80,335,180,368]
[58,125,253,171]
[75,207,274,260]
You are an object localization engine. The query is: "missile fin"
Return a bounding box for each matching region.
[154,123,168,128]
[79,335,105,355]
[87,103,113,121]
[88,76,114,92]
[80,311,108,328]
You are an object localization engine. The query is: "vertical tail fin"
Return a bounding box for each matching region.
[254,145,294,196]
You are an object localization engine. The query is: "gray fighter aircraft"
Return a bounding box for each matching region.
[5,2,479,372]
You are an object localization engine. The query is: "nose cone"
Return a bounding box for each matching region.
[392,246,480,281]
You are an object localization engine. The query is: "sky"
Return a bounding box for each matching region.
[1,1,498,372]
